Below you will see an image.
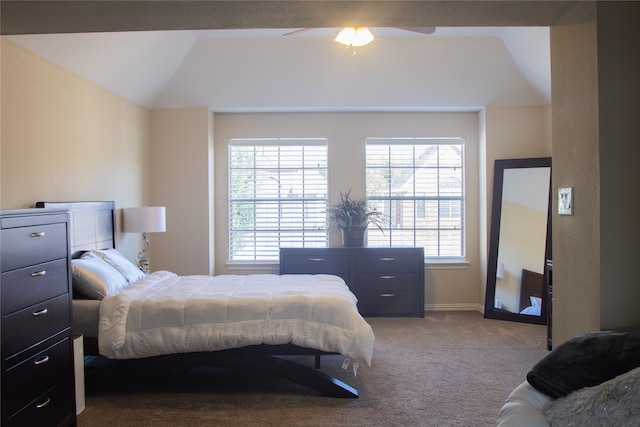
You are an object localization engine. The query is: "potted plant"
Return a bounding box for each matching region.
[327,190,386,247]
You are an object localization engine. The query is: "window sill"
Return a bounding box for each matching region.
[226,261,280,271]
[424,259,470,269]
[226,258,470,271]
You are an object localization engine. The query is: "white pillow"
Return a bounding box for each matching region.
[71,252,129,299]
[530,296,542,308]
[91,248,146,283]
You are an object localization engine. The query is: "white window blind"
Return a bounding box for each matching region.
[366,138,465,258]
[228,138,328,261]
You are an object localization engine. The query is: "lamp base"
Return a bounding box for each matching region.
[137,231,151,274]
[137,256,149,274]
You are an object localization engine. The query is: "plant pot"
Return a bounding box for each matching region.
[341,227,366,247]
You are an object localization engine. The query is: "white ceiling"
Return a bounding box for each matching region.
[4,26,550,112]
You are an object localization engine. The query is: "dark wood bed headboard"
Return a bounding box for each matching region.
[36,201,116,257]
[519,268,544,312]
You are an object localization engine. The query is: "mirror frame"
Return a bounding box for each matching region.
[484,157,552,324]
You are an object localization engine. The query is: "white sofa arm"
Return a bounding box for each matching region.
[496,381,552,427]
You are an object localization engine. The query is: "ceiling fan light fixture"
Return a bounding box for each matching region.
[334,27,374,47]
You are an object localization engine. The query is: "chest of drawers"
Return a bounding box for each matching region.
[1,209,76,427]
[280,247,424,317]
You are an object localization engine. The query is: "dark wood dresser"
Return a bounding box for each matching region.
[280,247,425,317]
[1,209,76,426]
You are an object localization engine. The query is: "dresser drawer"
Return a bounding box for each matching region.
[1,259,69,315]
[4,338,72,416]
[356,291,421,315]
[281,254,350,275]
[2,294,71,357]
[280,247,424,317]
[353,252,422,273]
[353,273,420,291]
[6,377,75,427]
[1,223,68,272]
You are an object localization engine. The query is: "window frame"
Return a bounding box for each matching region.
[365,137,466,259]
[227,138,329,263]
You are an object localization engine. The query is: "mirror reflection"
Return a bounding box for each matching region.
[485,158,551,324]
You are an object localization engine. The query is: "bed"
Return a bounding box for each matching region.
[518,268,544,316]
[497,330,640,426]
[35,201,375,398]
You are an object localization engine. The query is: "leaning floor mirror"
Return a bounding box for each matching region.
[484,157,551,324]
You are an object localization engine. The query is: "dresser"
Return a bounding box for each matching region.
[1,209,76,426]
[280,247,424,317]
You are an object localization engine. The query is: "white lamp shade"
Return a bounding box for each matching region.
[335,27,374,47]
[123,207,166,233]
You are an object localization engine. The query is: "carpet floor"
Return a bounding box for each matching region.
[77,311,548,426]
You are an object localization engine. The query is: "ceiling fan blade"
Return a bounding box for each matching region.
[395,26,437,35]
[282,28,315,37]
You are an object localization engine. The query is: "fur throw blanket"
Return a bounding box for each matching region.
[544,366,640,426]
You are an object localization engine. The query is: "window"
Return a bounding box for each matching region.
[366,138,465,258]
[228,138,328,261]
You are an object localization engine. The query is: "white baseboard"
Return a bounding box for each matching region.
[425,303,484,313]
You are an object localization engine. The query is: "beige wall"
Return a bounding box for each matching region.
[495,201,548,312]
[1,38,550,313]
[596,2,640,331]
[213,111,548,310]
[550,1,640,343]
[480,105,552,306]
[3,0,640,353]
[149,108,215,275]
[0,39,150,259]
[551,3,601,343]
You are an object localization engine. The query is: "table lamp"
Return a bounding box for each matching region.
[123,206,166,273]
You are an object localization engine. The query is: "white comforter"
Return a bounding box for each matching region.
[98,272,374,365]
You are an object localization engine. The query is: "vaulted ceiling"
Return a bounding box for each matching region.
[2,1,571,112]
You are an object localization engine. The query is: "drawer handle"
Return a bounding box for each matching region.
[380,257,395,261]
[34,355,50,365]
[380,275,395,279]
[30,231,46,238]
[36,398,51,409]
[31,270,47,277]
[32,308,48,316]
[309,258,325,262]
[380,293,396,297]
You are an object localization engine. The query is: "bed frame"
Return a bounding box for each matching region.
[35,201,359,398]
[519,268,544,313]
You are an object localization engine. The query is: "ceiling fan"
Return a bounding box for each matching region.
[283,26,436,48]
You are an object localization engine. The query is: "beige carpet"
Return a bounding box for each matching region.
[77,312,548,426]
